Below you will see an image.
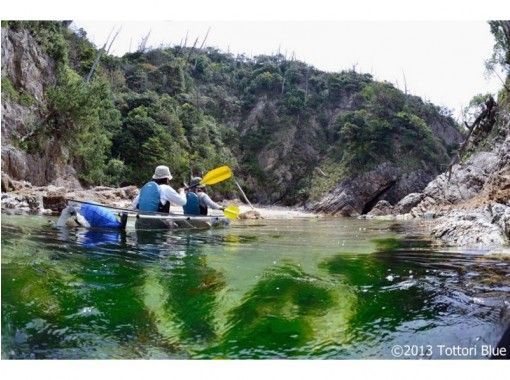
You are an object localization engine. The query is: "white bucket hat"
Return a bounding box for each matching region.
[152,165,173,180]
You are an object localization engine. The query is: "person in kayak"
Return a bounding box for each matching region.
[183,176,224,216]
[132,165,187,213]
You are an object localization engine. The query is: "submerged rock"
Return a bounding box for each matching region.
[239,210,263,219]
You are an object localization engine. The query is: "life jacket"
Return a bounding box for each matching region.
[199,197,208,216]
[79,204,122,229]
[183,192,200,215]
[138,181,161,212]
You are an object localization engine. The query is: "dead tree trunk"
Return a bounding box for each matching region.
[137,30,151,53]
[86,27,120,83]
[304,67,310,105]
[186,37,199,62]
[193,27,211,69]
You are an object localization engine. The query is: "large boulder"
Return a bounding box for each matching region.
[395,192,425,214]
[42,187,67,212]
[367,200,393,216]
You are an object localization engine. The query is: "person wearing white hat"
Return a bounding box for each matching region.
[132,165,186,213]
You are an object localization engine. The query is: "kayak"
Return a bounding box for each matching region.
[134,214,230,230]
[63,200,230,231]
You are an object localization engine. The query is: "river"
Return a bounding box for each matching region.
[1,214,509,359]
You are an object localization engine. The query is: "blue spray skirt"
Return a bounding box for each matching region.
[79,204,123,229]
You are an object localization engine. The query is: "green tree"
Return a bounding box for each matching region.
[487,21,510,74]
[46,66,121,184]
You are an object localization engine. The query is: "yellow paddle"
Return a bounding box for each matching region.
[223,205,240,220]
[188,165,238,219]
[201,165,232,186]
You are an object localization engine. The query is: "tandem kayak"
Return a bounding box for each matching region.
[62,199,230,231]
[134,214,230,230]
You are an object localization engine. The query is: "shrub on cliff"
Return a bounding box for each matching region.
[46,66,121,184]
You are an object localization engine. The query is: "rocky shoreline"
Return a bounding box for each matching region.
[365,132,510,248]
[2,132,509,248]
[1,173,139,216]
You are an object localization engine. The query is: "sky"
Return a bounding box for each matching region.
[73,21,504,119]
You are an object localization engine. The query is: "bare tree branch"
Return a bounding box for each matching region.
[186,36,199,62]
[198,27,211,50]
[137,30,151,53]
[401,69,408,95]
[182,31,189,48]
[86,26,120,83]
[106,27,121,54]
[193,27,212,69]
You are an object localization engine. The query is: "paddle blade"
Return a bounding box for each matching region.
[223,205,240,220]
[201,165,232,186]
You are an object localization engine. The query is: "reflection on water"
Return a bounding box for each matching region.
[1,215,510,359]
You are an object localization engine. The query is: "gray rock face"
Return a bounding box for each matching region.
[428,118,464,148]
[1,28,81,188]
[420,151,499,205]
[402,106,510,247]
[308,162,437,216]
[1,144,29,179]
[1,100,35,144]
[489,202,510,239]
[431,204,509,247]
[1,27,56,103]
[395,193,425,214]
[410,127,510,218]
[1,142,81,189]
[308,162,399,216]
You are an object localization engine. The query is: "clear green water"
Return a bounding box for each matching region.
[2,214,509,359]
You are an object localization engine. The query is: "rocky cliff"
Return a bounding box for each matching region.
[1,27,81,190]
[368,96,510,247]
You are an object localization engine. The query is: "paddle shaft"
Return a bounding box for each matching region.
[68,199,234,219]
[234,180,254,210]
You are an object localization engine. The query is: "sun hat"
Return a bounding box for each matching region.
[185,176,204,188]
[152,165,173,180]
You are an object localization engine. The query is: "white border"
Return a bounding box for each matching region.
[2,0,510,378]
[1,0,510,20]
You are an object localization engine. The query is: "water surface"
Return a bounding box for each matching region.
[2,214,509,359]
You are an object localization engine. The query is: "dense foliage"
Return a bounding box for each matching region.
[2,22,461,203]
